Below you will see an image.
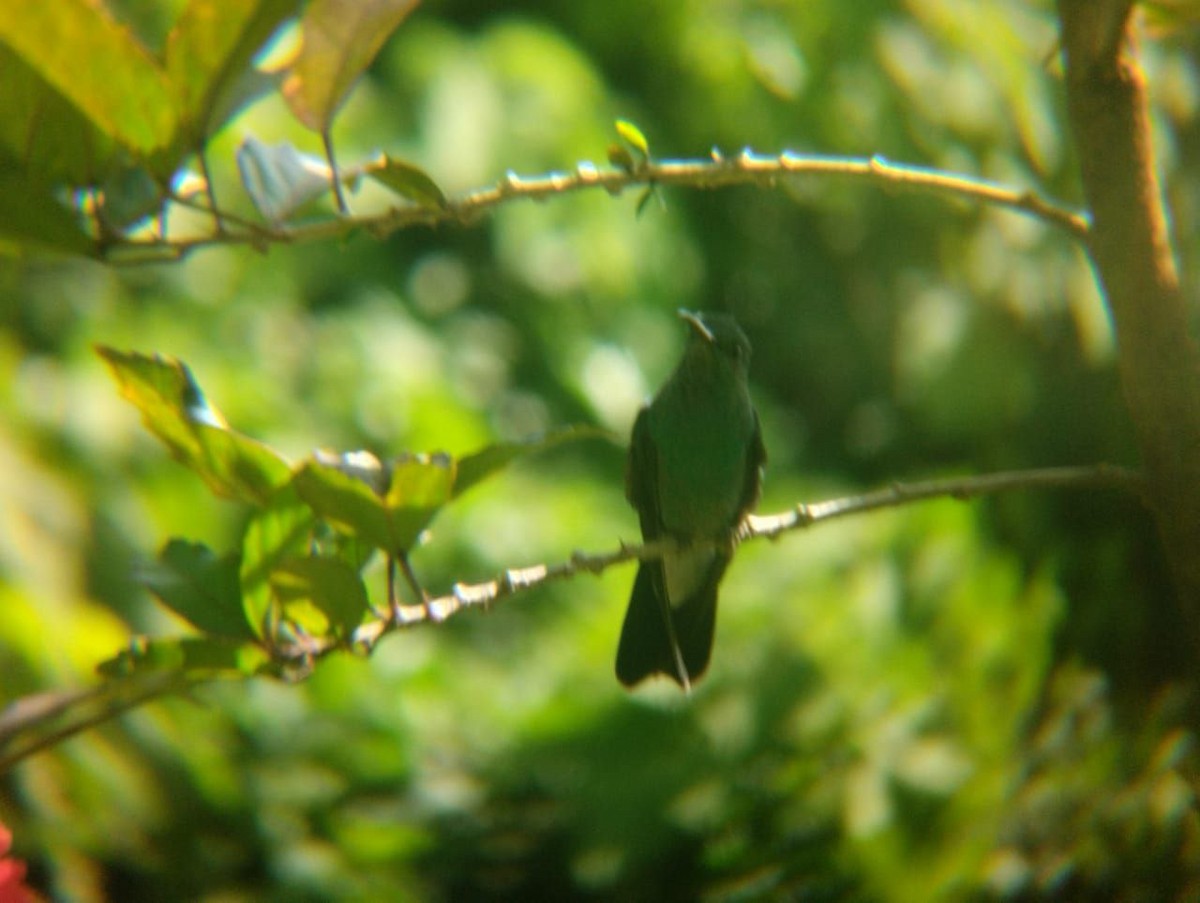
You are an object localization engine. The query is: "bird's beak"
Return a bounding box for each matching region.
[677,309,714,342]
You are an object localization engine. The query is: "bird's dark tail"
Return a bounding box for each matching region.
[615,560,722,689]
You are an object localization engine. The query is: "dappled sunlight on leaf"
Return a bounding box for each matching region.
[98,346,291,505]
[239,487,318,638]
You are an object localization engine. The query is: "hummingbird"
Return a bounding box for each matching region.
[616,310,766,690]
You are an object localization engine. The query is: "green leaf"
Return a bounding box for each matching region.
[615,118,651,160]
[0,0,176,154]
[294,456,398,551]
[453,426,610,500]
[0,43,119,189]
[329,532,377,575]
[635,186,656,218]
[98,344,214,462]
[0,0,298,187]
[365,155,446,209]
[383,453,456,546]
[195,421,296,506]
[0,0,298,208]
[203,67,284,146]
[165,0,299,144]
[97,636,268,679]
[240,487,318,639]
[606,142,636,174]
[271,557,368,637]
[0,171,92,257]
[296,431,606,554]
[294,450,453,553]
[282,0,421,133]
[98,346,291,505]
[140,540,255,641]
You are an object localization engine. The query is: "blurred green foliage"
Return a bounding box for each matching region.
[2,0,1199,900]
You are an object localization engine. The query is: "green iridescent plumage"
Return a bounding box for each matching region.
[616,310,766,689]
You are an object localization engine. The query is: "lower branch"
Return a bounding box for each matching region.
[0,462,1143,773]
[0,673,189,774]
[347,463,1143,650]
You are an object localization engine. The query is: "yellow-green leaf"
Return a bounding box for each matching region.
[271,557,368,637]
[98,346,291,505]
[0,0,176,154]
[365,154,446,209]
[165,0,298,141]
[381,453,456,547]
[240,488,317,638]
[295,432,604,556]
[0,172,92,257]
[294,457,398,552]
[0,43,118,188]
[615,118,650,159]
[295,450,453,553]
[282,0,420,132]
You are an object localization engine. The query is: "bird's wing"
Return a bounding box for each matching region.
[738,411,767,518]
[621,406,701,685]
[625,407,661,539]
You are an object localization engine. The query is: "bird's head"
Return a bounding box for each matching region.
[678,309,752,376]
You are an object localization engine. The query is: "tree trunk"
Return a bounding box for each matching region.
[1057,0,1200,637]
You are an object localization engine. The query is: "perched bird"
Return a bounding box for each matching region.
[616,310,766,690]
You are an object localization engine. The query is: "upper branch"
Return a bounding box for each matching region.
[103,151,1088,263]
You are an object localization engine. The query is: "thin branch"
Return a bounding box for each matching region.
[0,673,187,774]
[0,462,1143,770]
[394,552,432,621]
[743,463,1144,536]
[169,189,272,236]
[0,687,104,747]
[340,462,1140,654]
[99,151,1089,263]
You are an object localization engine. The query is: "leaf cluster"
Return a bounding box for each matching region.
[0,0,444,257]
[94,345,604,683]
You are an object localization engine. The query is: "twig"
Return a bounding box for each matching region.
[99,150,1089,263]
[198,148,224,234]
[322,129,349,215]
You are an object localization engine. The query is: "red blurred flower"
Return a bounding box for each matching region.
[0,823,34,903]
